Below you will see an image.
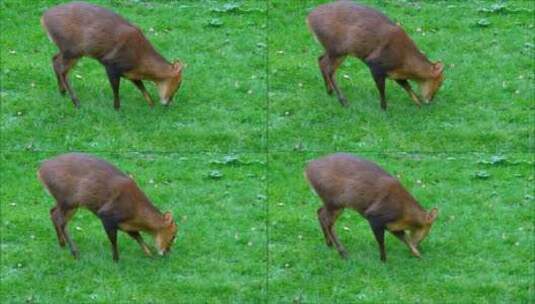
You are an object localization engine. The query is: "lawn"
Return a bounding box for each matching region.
[1,0,533,303]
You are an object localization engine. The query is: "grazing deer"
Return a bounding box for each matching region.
[38,153,178,262]
[305,153,438,261]
[41,1,183,109]
[308,1,444,110]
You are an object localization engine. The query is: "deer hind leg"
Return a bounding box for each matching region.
[319,206,347,258]
[50,206,66,247]
[318,54,334,95]
[52,206,79,258]
[317,207,333,247]
[53,53,80,107]
[52,53,66,95]
[62,208,79,258]
[319,53,348,107]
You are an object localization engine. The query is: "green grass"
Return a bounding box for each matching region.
[1,0,533,303]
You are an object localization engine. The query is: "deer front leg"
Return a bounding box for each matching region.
[390,230,421,258]
[127,231,152,256]
[395,79,422,107]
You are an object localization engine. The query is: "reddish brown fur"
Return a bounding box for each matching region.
[41,1,183,109]
[305,153,438,261]
[307,0,444,110]
[38,153,177,262]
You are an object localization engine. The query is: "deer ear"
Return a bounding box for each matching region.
[426,208,438,223]
[163,212,173,225]
[432,62,444,77]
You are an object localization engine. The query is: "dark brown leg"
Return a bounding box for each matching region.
[367,61,387,110]
[101,219,119,262]
[53,54,80,107]
[395,79,421,107]
[319,54,348,107]
[97,201,129,262]
[131,80,154,107]
[105,66,122,110]
[369,219,386,262]
[127,231,152,256]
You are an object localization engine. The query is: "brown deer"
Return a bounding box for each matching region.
[41,1,183,110]
[38,153,178,262]
[305,153,438,261]
[307,0,444,110]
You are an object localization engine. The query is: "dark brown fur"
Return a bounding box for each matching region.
[307,0,444,110]
[38,153,177,262]
[41,1,183,109]
[305,153,438,261]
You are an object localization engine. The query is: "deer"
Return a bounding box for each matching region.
[38,153,178,262]
[307,0,444,110]
[41,1,183,110]
[305,153,438,261]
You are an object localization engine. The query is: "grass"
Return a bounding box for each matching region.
[1,0,533,303]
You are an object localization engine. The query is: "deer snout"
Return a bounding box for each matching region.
[160,98,171,106]
[158,246,172,256]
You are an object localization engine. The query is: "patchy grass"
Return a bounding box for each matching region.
[0,0,533,303]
